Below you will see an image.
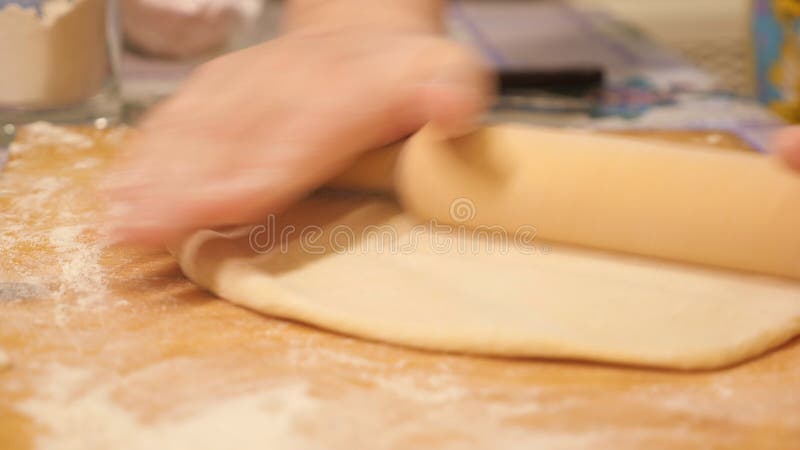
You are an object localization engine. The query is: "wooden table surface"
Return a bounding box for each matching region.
[1,124,798,450]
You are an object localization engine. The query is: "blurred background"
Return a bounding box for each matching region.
[112,0,786,151]
[0,0,792,150]
[580,0,750,95]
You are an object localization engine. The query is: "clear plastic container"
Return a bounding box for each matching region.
[0,0,122,127]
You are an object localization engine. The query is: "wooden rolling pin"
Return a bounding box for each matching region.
[329,124,800,280]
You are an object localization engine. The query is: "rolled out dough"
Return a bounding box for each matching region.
[175,125,800,369]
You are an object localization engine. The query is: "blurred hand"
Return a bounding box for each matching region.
[106,25,493,242]
[773,126,800,171]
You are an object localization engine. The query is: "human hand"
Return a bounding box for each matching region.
[106,11,492,242]
[773,125,800,171]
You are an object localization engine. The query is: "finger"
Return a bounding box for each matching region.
[412,46,495,137]
[107,124,317,243]
[773,125,800,172]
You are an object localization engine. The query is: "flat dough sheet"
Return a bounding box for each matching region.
[175,193,800,370]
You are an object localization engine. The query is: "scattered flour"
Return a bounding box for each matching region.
[12,176,68,213]
[0,281,47,301]
[711,382,734,399]
[369,373,470,404]
[2,122,115,322]
[20,364,321,450]
[73,157,101,170]
[48,225,109,325]
[10,122,93,155]
[17,361,618,450]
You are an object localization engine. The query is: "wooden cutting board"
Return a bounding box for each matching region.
[0,124,798,450]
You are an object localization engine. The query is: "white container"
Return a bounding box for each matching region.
[0,0,121,124]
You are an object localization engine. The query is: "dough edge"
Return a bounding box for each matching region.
[176,231,800,371]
